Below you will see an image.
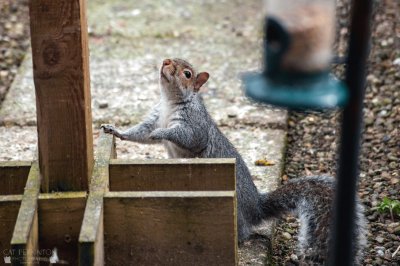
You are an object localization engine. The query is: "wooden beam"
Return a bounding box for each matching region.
[0,161,31,195]
[29,0,93,192]
[104,191,237,266]
[10,162,40,266]
[79,131,115,266]
[0,195,22,264]
[109,158,236,191]
[38,192,87,265]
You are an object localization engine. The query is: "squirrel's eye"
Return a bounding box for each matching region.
[183,70,192,79]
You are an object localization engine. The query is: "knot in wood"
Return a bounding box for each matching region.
[42,42,60,66]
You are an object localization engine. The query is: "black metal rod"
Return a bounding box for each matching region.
[329,0,373,265]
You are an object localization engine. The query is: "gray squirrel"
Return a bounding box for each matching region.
[102,58,367,264]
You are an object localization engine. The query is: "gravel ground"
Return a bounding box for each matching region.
[1,0,399,265]
[272,0,400,265]
[0,0,30,103]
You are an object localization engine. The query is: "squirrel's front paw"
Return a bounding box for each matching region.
[149,129,167,140]
[101,124,116,134]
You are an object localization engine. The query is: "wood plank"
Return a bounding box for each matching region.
[10,212,38,266]
[79,131,115,266]
[104,191,237,266]
[29,0,93,192]
[11,162,40,266]
[0,161,31,195]
[79,209,104,266]
[109,159,236,191]
[38,192,87,265]
[0,195,22,264]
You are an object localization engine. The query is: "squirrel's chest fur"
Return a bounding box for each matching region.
[158,100,175,128]
[158,100,195,158]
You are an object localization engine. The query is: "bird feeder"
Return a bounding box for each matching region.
[243,0,374,264]
[243,0,348,110]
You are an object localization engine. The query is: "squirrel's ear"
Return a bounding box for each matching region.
[194,72,209,91]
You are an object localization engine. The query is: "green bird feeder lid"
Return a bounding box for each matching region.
[242,71,349,110]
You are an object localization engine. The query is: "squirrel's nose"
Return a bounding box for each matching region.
[163,59,172,66]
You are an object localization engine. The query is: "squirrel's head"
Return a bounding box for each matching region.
[160,58,209,101]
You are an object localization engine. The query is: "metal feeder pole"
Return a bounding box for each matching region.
[329,0,373,265]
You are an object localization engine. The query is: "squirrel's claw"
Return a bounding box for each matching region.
[101,124,116,134]
[101,124,126,140]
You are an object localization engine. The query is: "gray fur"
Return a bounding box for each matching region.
[102,59,367,264]
[261,176,367,264]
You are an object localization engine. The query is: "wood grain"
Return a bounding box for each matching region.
[38,192,87,265]
[109,158,236,191]
[11,162,40,265]
[104,191,237,266]
[0,161,31,195]
[29,0,93,192]
[0,195,22,263]
[79,131,115,265]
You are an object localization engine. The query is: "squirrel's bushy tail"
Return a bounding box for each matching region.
[259,176,334,219]
[258,176,367,264]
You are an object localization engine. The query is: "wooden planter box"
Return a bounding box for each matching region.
[0,133,237,265]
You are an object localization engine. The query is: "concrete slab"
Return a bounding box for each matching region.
[0,0,286,128]
[0,55,35,126]
[0,0,287,264]
[1,127,285,192]
[0,126,37,161]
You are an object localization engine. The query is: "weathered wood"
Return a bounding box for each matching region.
[104,191,237,266]
[11,162,40,266]
[38,192,87,265]
[109,158,236,191]
[0,195,22,264]
[0,161,31,195]
[29,0,93,192]
[79,131,115,266]
[10,213,38,266]
[79,208,104,266]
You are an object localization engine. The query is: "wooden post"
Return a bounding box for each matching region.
[29,0,93,192]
